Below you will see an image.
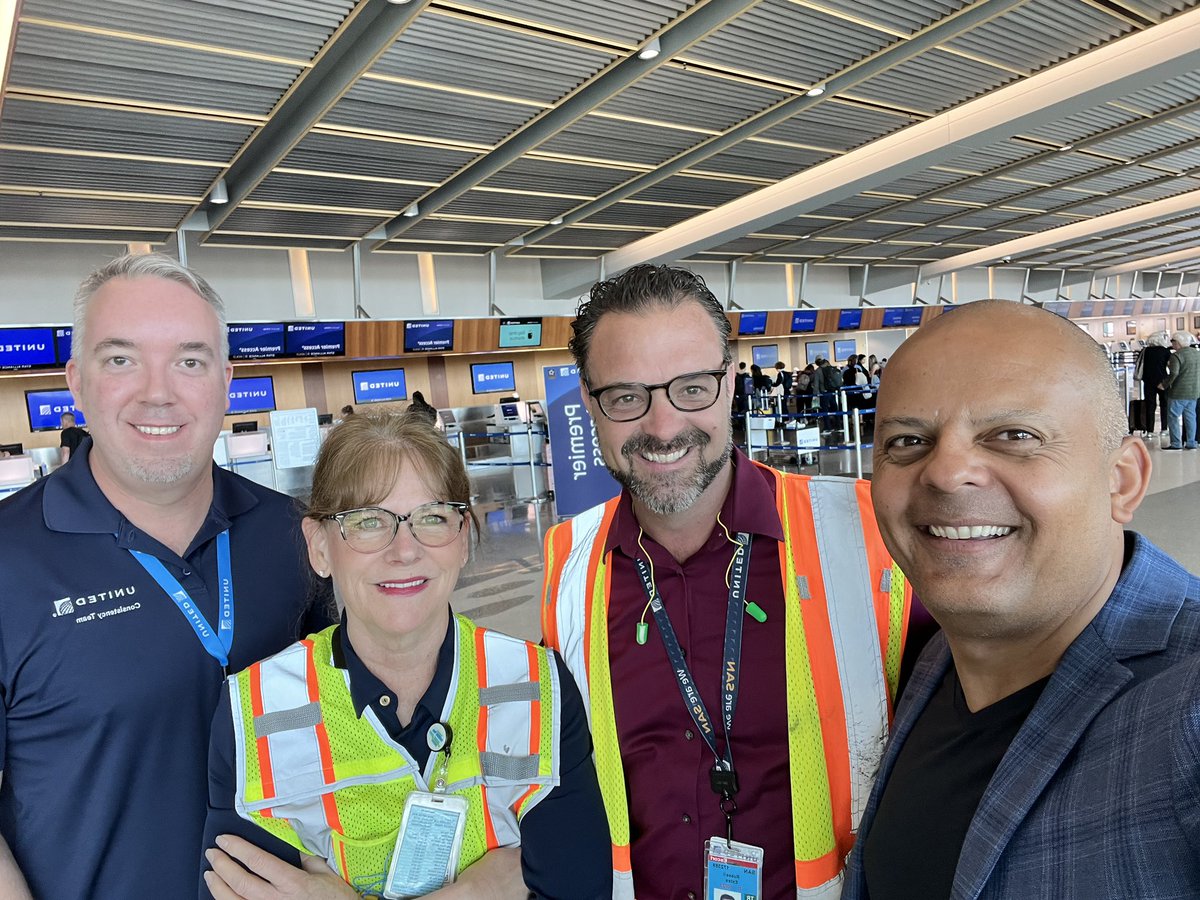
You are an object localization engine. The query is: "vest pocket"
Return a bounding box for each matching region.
[328,828,397,897]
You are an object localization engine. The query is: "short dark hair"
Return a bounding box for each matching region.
[569,264,732,383]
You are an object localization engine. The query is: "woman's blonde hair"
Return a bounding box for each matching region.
[306,411,472,529]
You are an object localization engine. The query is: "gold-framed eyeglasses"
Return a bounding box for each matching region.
[587,368,727,423]
[323,501,468,553]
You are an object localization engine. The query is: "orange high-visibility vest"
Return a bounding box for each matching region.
[542,463,910,900]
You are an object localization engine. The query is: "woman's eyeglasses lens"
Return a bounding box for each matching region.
[335,502,465,552]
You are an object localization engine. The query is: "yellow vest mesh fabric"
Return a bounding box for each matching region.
[446,617,490,867]
[587,553,631,849]
[777,479,837,864]
[885,563,907,702]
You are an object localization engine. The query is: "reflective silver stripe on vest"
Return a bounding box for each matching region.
[548,504,607,722]
[480,751,541,781]
[808,477,889,830]
[797,872,843,899]
[254,701,322,738]
[479,682,540,706]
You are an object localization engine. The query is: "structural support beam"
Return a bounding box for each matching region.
[602,4,1200,273]
[1093,243,1200,278]
[202,0,429,236]
[369,0,760,249]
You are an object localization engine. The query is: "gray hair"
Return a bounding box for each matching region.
[72,253,230,362]
[1170,330,1195,347]
[1146,331,1170,348]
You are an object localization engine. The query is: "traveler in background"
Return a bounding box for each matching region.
[57,410,88,464]
[404,389,440,428]
[773,360,793,407]
[750,363,773,395]
[1136,332,1171,437]
[0,253,326,900]
[202,413,609,899]
[339,404,355,419]
[846,301,1200,900]
[733,361,750,414]
[541,264,913,899]
[1162,329,1200,450]
[815,356,841,417]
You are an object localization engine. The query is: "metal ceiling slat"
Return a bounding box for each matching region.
[452,0,692,45]
[205,232,355,250]
[579,202,698,229]
[216,207,385,237]
[438,191,574,220]
[400,219,527,244]
[630,173,758,206]
[283,132,479,183]
[598,66,786,132]
[811,0,972,35]
[539,116,701,166]
[758,103,913,154]
[1023,105,1145,147]
[696,144,835,181]
[849,48,1017,115]
[247,172,419,212]
[479,157,634,196]
[0,194,190,226]
[0,150,216,195]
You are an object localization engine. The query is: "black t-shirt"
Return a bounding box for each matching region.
[862,667,1049,900]
[59,426,88,454]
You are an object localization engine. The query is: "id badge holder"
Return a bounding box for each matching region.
[703,835,764,900]
[382,791,469,899]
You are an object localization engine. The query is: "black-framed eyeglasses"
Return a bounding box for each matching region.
[323,501,468,553]
[586,368,727,423]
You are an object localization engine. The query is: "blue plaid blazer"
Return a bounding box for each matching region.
[843,533,1200,900]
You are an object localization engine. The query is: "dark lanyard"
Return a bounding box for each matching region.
[128,530,235,673]
[634,532,751,839]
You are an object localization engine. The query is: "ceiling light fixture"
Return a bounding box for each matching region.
[385,0,414,5]
[209,178,229,205]
[550,216,564,225]
[1057,143,1074,152]
[403,202,419,217]
[638,37,661,60]
[806,85,826,97]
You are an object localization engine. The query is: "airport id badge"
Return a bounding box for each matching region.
[703,835,763,900]
[382,791,468,899]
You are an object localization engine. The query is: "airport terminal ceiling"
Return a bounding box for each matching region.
[5,0,1200,296]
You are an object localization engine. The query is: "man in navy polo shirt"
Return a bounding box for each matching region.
[0,254,326,899]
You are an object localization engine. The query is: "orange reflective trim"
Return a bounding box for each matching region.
[526,642,541,755]
[853,480,894,709]
[337,839,350,883]
[247,662,276,801]
[475,628,490,754]
[611,841,632,873]
[301,640,339,787]
[512,783,539,817]
[583,500,620,672]
[777,473,853,866]
[300,639,320,703]
[795,849,841,890]
[321,791,343,833]
[480,784,499,850]
[542,522,575,651]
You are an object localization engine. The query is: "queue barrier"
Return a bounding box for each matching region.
[741,397,875,478]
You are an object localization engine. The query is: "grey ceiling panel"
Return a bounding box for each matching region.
[810,0,972,36]
[927,208,1023,229]
[508,245,601,258]
[0,225,168,242]
[936,181,1031,205]
[630,173,759,206]
[0,149,215,196]
[479,157,636,196]
[380,241,491,254]
[1084,122,1200,158]
[1070,168,1174,194]
[805,196,898,219]
[1007,153,1114,184]
[579,202,699,229]
[758,102,913,154]
[398,219,528,245]
[246,172,419,211]
[597,66,786,132]
[205,232,354,250]
[10,25,298,116]
[1147,147,1200,172]
[545,226,654,248]
[849,48,1016,115]
[437,191,576,221]
[0,194,190,227]
[538,115,704,166]
[285,132,479,183]
[371,13,612,104]
[0,98,253,162]
[873,169,968,196]
[1121,71,1200,116]
[216,207,384,237]
[1120,179,1199,201]
[19,0,352,59]
[826,221,907,241]
[1023,104,1146,147]
[939,140,1044,173]
[695,142,834,180]
[453,0,692,45]
[687,1,895,87]
[324,81,536,146]
[705,236,779,254]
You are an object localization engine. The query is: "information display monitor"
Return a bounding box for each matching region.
[405,319,454,353]
[228,323,286,360]
[805,341,830,365]
[285,322,345,358]
[471,361,516,394]
[0,327,57,371]
[833,339,857,362]
[353,368,408,404]
[227,376,276,415]
[55,327,73,364]
[836,309,862,330]
[25,388,86,431]
[790,310,817,333]
[498,317,542,348]
[737,311,767,335]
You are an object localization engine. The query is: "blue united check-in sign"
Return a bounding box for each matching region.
[542,365,619,518]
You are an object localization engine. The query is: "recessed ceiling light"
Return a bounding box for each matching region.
[806,85,826,97]
[386,0,413,4]
[1057,144,1074,152]
[403,202,419,217]
[637,37,661,60]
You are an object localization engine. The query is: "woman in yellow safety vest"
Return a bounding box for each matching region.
[201,412,610,899]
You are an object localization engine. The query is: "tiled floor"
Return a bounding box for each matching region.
[454,438,1200,642]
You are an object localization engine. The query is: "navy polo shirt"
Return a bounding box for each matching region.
[203,615,611,899]
[0,440,328,900]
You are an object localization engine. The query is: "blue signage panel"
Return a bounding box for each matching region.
[790,310,817,333]
[1101,301,1116,318]
[837,308,862,330]
[903,307,924,326]
[405,319,454,353]
[499,317,542,348]
[806,341,830,365]
[285,322,345,358]
[227,376,276,414]
[471,361,516,394]
[882,308,906,327]
[353,368,407,404]
[26,389,86,431]
[228,323,286,360]
[55,327,73,364]
[737,311,767,335]
[751,345,778,368]
[1120,300,1135,316]
[0,327,56,371]
[542,364,619,519]
[834,339,857,361]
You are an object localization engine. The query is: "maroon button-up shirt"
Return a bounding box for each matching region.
[605,450,794,900]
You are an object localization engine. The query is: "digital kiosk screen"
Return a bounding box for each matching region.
[498,317,542,348]
[228,323,286,360]
[353,368,408,404]
[26,389,86,431]
[227,376,276,415]
[471,362,516,394]
[405,319,454,353]
[0,327,57,371]
[806,341,830,365]
[285,322,345,358]
[738,311,767,335]
[834,339,857,362]
[790,310,817,333]
[837,309,862,330]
